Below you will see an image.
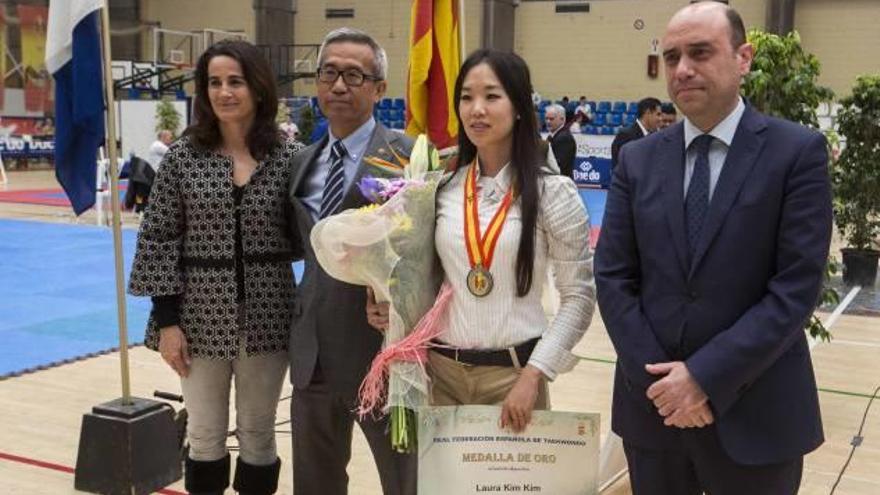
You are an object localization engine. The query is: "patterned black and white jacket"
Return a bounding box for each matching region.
[128,136,304,359]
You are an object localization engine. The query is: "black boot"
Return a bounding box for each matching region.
[232,457,281,495]
[185,454,230,495]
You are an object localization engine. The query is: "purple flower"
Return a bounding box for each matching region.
[358,175,385,204]
[380,178,408,200]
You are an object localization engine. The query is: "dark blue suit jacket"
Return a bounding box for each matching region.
[595,105,832,465]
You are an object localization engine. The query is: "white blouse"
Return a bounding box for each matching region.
[435,164,596,380]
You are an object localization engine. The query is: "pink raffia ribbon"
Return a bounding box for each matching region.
[356,282,453,419]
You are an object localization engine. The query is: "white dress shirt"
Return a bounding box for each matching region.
[683,97,746,200]
[434,163,596,379]
[146,140,169,171]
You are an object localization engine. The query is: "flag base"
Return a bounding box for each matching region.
[74,397,182,495]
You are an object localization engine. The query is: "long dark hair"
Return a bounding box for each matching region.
[184,39,281,159]
[453,49,542,297]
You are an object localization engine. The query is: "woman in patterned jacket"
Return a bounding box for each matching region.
[128,40,302,495]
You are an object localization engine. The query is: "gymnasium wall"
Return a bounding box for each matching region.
[795,0,880,98]
[133,0,880,101]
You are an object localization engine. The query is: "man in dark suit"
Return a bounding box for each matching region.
[595,3,831,494]
[287,28,415,495]
[545,103,577,178]
[659,101,678,129]
[610,97,662,172]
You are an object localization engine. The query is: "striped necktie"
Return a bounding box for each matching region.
[685,134,713,256]
[319,140,347,219]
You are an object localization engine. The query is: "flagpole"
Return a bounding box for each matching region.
[458,0,466,60]
[98,1,132,404]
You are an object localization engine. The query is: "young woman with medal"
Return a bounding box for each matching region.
[367,49,596,433]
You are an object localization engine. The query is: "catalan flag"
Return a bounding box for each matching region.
[405,0,460,150]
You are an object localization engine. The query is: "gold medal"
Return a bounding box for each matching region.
[463,160,514,298]
[467,265,494,297]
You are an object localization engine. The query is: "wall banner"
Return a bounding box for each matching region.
[18,5,51,113]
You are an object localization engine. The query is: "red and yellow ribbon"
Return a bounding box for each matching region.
[464,160,514,272]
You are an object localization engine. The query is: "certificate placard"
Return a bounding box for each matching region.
[417,405,600,495]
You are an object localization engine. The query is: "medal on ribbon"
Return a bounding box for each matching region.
[463,160,514,297]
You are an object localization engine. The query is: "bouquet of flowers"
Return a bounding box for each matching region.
[310,134,451,452]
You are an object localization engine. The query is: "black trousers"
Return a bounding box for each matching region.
[623,426,803,495]
[290,367,416,495]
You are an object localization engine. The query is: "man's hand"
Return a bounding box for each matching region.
[500,365,544,433]
[365,287,389,333]
[159,325,191,377]
[645,361,714,428]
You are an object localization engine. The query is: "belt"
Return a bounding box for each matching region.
[430,337,540,367]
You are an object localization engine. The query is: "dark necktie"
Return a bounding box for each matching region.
[319,140,347,219]
[685,134,713,255]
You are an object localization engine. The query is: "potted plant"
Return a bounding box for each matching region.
[742,30,834,127]
[742,29,839,339]
[831,74,880,287]
[298,103,316,144]
[155,99,181,138]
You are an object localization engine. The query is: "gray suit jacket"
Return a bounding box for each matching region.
[288,124,415,400]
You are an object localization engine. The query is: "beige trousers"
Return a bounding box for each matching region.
[428,350,550,408]
[180,349,288,465]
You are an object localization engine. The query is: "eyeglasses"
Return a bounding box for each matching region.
[316,67,383,87]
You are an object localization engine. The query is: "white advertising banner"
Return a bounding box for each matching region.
[573,134,613,189]
[418,405,601,495]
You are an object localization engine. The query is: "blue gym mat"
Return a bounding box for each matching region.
[0,219,149,377]
[0,218,305,378]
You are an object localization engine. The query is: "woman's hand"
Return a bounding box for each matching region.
[365,287,389,333]
[159,325,191,377]
[500,365,545,433]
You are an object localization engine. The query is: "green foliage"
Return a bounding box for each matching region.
[155,100,182,138]
[276,101,290,125]
[299,104,316,144]
[742,30,834,128]
[831,74,880,251]
[805,259,840,342]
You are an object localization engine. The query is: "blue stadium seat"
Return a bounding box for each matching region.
[379,98,392,109]
[624,113,637,126]
[592,113,607,126]
[539,100,551,109]
[628,102,639,114]
[612,101,627,114]
[393,120,405,130]
[390,109,404,121]
[602,126,615,135]
[585,125,599,135]
[393,98,405,110]
[597,101,611,113]
[587,101,597,112]
[609,114,623,126]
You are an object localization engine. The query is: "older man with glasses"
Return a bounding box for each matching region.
[286,27,416,495]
